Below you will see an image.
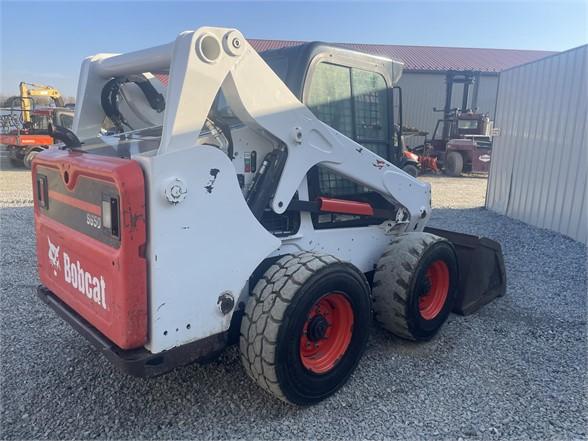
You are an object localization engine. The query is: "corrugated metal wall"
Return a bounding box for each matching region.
[396,73,444,147]
[486,45,587,243]
[397,72,499,148]
[476,75,499,117]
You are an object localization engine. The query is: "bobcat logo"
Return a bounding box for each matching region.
[373,159,387,170]
[47,237,61,276]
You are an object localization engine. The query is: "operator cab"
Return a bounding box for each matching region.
[260,43,412,228]
[28,107,74,131]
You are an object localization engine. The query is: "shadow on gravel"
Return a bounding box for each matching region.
[1,206,586,440]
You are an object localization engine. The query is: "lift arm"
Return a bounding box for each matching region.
[73,27,431,230]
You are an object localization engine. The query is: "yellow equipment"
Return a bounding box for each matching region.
[17,82,65,125]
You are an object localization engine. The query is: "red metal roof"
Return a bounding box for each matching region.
[248,39,555,73]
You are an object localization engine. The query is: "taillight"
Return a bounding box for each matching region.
[36,175,48,209]
[101,196,120,238]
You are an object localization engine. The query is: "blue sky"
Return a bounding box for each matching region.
[1,1,586,96]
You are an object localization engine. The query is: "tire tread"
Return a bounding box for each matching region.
[372,233,446,340]
[240,252,335,403]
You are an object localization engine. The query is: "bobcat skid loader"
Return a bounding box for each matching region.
[33,27,505,405]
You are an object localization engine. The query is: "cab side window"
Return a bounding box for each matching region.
[59,114,74,129]
[306,62,390,198]
[352,69,389,158]
[306,62,354,138]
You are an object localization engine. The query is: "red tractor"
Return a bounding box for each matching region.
[413,71,496,176]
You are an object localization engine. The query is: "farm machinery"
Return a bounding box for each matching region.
[32,27,505,405]
[1,82,74,168]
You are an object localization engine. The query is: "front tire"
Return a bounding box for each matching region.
[445,151,464,177]
[240,252,371,405]
[372,233,458,341]
[402,163,419,178]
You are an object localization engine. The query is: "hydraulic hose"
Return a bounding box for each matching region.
[48,124,82,148]
[101,74,165,133]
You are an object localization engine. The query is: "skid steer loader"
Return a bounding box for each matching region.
[33,27,505,405]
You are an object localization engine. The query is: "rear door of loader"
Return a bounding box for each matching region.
[33,149,148,350]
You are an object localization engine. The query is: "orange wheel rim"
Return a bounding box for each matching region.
[299,292,354,374]
[418,260,450,320]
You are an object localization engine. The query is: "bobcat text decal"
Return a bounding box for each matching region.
[47,237,107,309]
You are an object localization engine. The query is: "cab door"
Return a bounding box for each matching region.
[301,56,397,228]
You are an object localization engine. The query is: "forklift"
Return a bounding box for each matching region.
[413,71,495,176]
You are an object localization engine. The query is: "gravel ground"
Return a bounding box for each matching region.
[1,168,586,440]
[420,174,488,209]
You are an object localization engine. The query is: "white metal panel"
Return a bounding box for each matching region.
[135,146,281,353]
[486,45,588,244]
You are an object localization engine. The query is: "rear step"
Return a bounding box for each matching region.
[37,285,228,377]
[424,227,506,315]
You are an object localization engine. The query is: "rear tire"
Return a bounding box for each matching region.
[445,151,463,177]
[372,233,458,341]
[240,252,371,405]
[402,163,419,178]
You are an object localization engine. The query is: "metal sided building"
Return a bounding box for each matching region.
[249,39,553,147]
[486,45,587,244]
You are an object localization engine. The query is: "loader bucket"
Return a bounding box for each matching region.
[424,227,506,315]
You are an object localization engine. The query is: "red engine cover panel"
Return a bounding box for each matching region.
[32,149,147,350]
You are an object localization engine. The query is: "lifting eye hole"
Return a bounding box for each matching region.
[197,34,221,63]
[63,171,69,184]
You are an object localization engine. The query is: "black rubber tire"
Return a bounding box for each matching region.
[445,151,464,177]
[402,163,419,178]
[240,252,371,405]
[23,149,41,169]
[372,233,458,341]
[9,157,24,168]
